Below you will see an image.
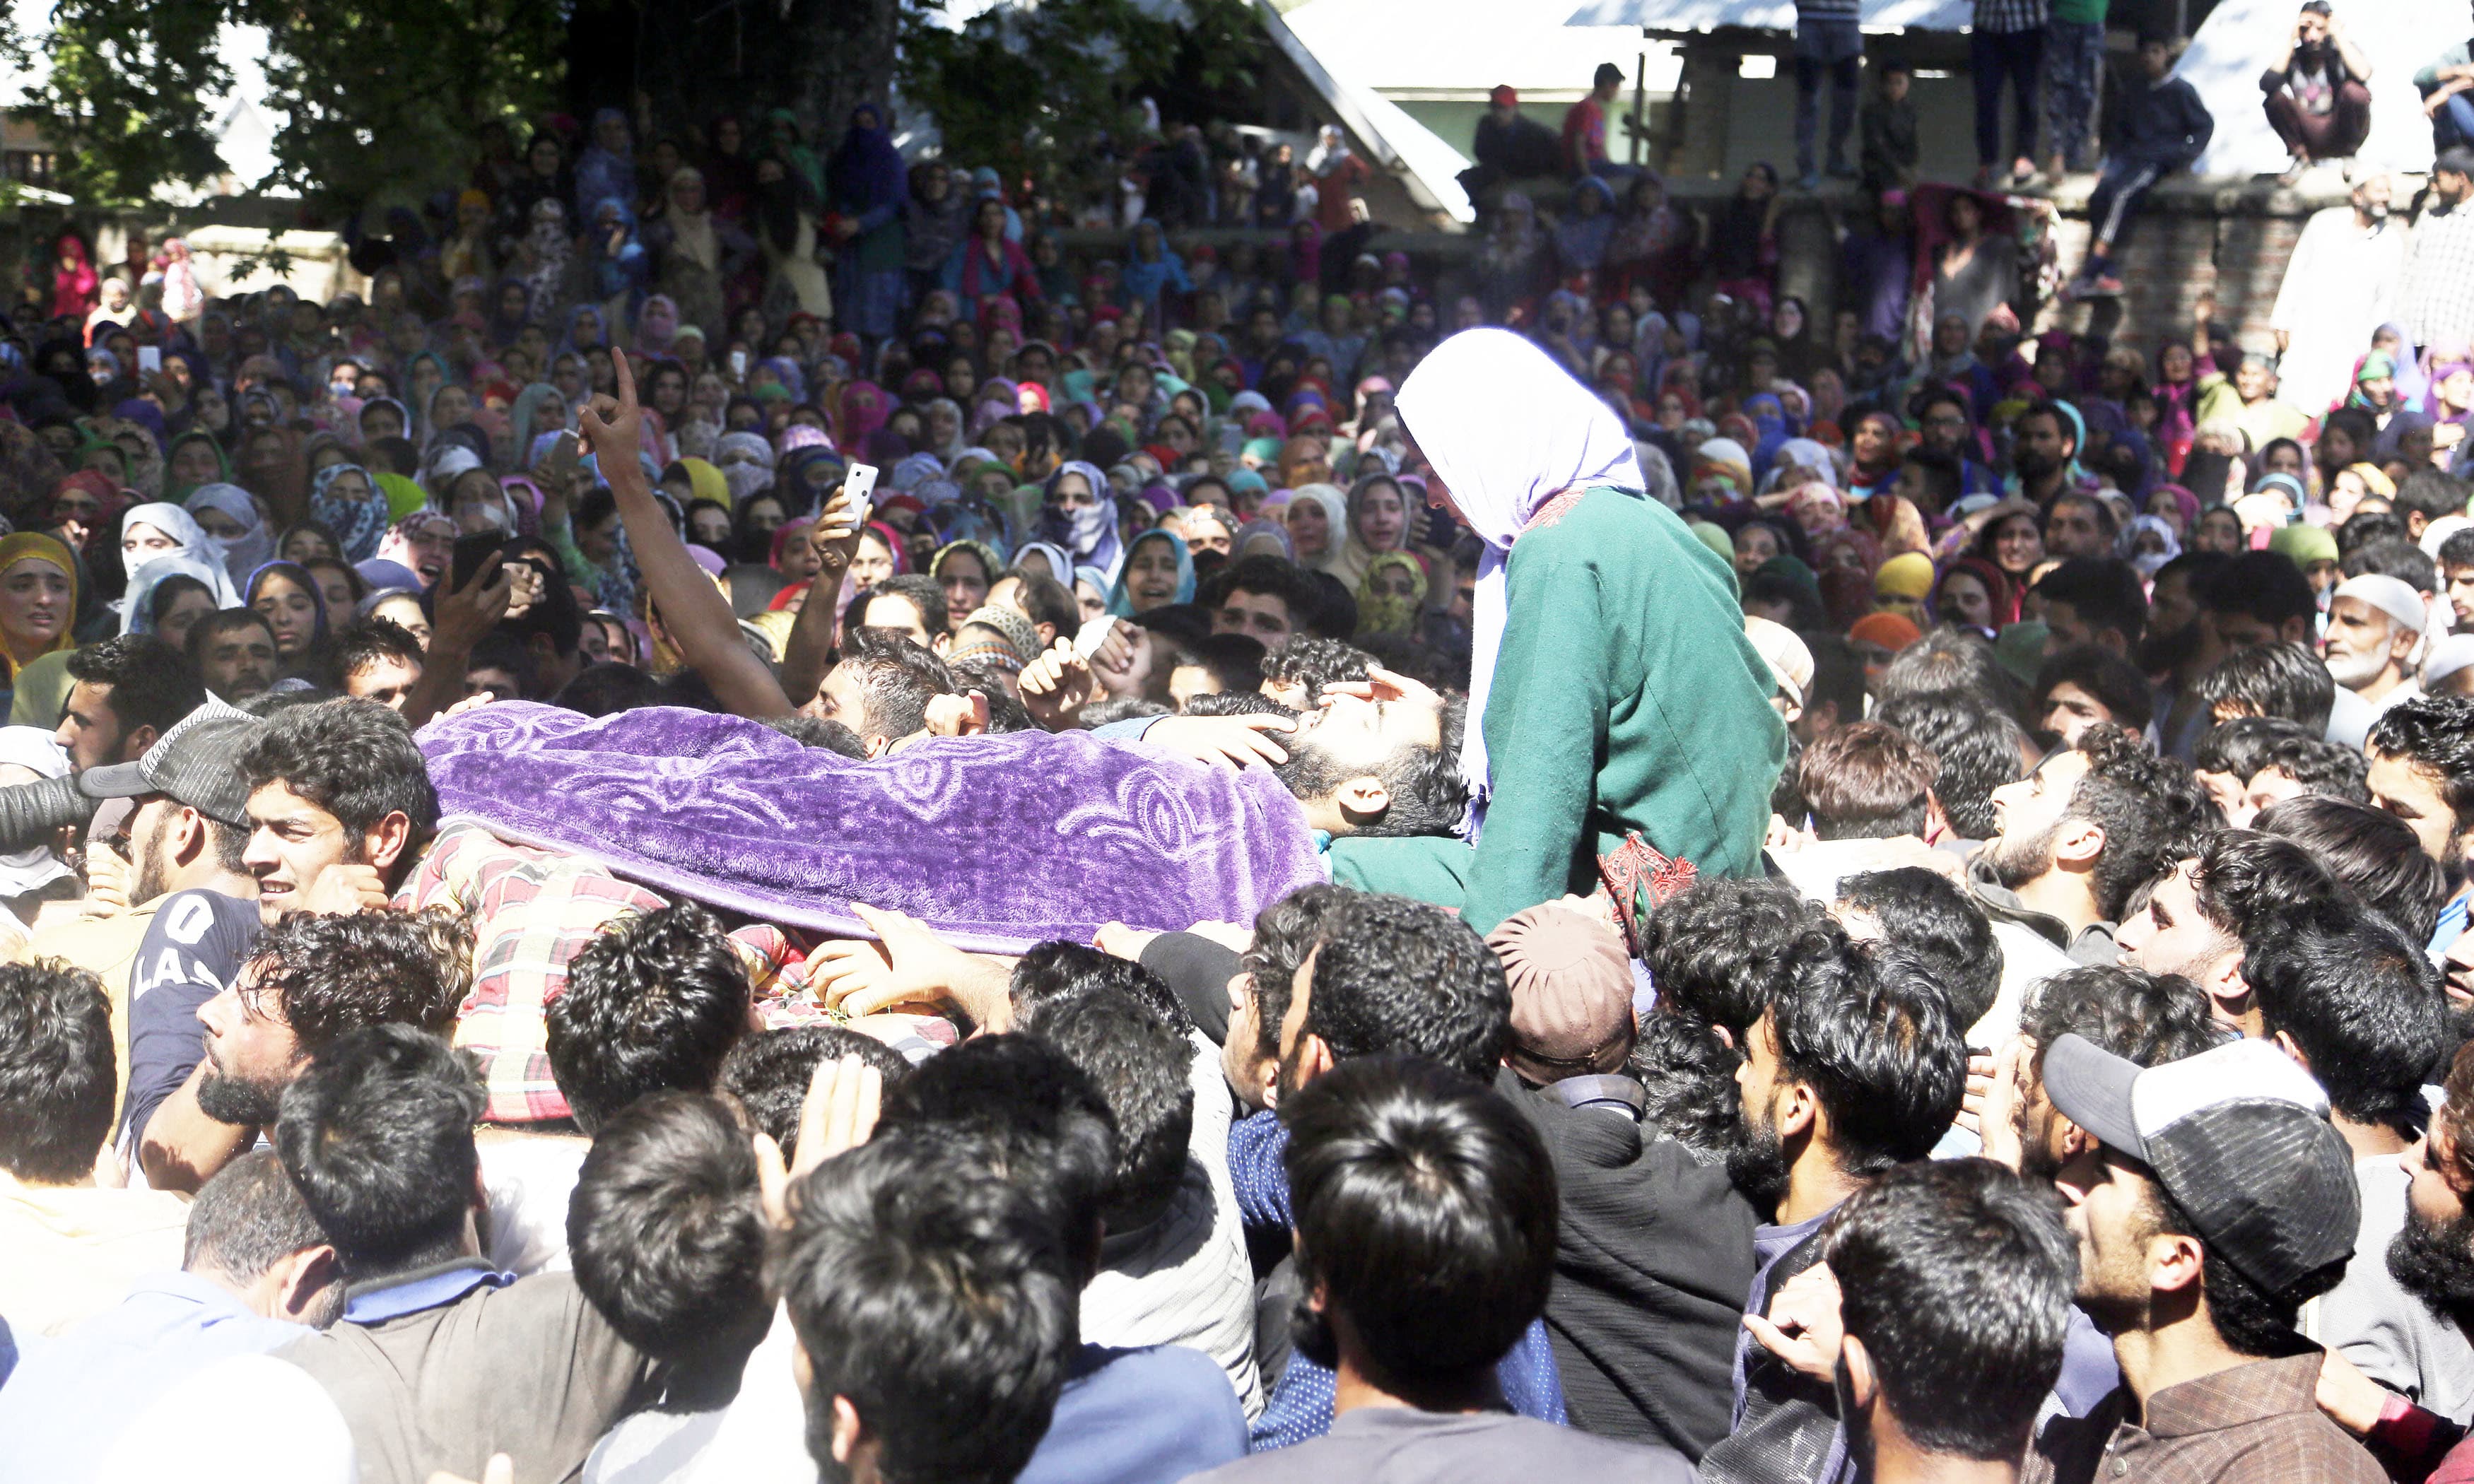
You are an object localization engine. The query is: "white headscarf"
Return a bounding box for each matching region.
[120,501,211,560]
[1286,483,1350,573]
[421,442,484,496]
[183,483,276,590]
[717,430,778,505]
[1395,327,1642,815]
[0,726,71,900]
[122,552,242,635]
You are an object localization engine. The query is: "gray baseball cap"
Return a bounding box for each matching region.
[2042,1033,2359,1297]
[79,698,265,828]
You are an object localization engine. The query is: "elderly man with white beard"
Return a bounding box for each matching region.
[2324,575,2429,721]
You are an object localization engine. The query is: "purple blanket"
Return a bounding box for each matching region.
[417,702,1327,953]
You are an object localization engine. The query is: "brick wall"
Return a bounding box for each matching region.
[1698,177,2347,353]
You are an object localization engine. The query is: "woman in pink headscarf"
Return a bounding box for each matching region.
[51,235,98,322]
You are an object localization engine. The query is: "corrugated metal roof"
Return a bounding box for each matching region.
[1563,0,1973,33]
[1255,0,1479,221]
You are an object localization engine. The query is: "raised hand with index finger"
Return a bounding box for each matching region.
[575,342,643,471]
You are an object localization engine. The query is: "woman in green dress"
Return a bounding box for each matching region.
[1393,328,1788,936]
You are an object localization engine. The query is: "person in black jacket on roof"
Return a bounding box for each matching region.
[2069,34,2216,300]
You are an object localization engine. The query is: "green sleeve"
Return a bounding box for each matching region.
[1461,554,1610,936]
[2193,372,2241,429]
[1326,835,1475,910]
[541,514,600,590]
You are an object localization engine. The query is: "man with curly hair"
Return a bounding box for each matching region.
[138,906,467,1194]
[1970,722,2214,965]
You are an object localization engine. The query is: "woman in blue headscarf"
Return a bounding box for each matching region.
[830,104,908,343]
[1742,391,1790,481]
[1122,222,1192,329]
[1106,528,1194,617]
[1553,175,1619,278]
[573,108,636,223]
[584,199,650,329]
[558,304,609,363]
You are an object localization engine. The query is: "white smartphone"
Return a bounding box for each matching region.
[843,462,879,512]
[729,349,749,377]
[136,346,160,374]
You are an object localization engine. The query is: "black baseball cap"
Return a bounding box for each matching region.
[2042,1033,2359,1297]
[79,699,265,828]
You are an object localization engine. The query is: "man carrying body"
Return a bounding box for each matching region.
[2024,1034,2384,1482]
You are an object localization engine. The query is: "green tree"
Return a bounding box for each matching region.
[7,0,1259,216]
[10,0,563,213]
[13,0,233,206]
[897,0,1259,203]
[249,0,567,213]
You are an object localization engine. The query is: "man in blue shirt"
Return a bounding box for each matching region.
[0,1150,339,1484]
[1192,1059,1689,1484]
[277,1027,662,1484]
[75,700,268,1185]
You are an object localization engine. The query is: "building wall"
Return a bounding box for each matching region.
[1665,176,2333,354]
[1668,64,1984,184]
[2038,184,2312,349]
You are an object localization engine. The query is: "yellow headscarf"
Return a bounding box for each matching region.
[0,531,80,679]
[1355,551,1429,637]
[2344,462,2397,500]
[682,457,731,509]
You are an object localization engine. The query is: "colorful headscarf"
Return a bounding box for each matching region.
[0,533,79,673]
[1355,550,1429,637]
[309,464,392,564]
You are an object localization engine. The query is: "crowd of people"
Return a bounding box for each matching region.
[12,35,2474,1484]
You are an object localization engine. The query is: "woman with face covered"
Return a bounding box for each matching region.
[1036,459,1125,583]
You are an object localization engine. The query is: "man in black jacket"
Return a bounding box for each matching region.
[2069,34,2215,298]
[1487,900,1759,1461]
[1460,86,1561,221]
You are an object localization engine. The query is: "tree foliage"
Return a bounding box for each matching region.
[7,0,1262,215]
[13,0,233,206]
[633,0,905,179]
[11,0,563,214]
[250,0,567,213]
[897,0,1260,201]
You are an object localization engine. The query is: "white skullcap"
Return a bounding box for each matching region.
[2428,632,2474,690]
[2332,574,2427,635]
[1745,616,1812,709]
[2423,513,2474,563]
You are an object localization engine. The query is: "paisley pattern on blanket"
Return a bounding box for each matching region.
[417,701,1327,953]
